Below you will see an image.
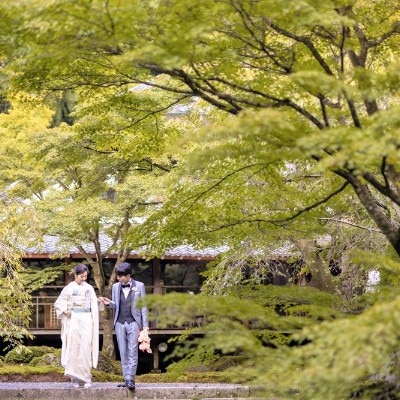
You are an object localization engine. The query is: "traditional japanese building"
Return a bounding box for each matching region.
[22,234,228,372]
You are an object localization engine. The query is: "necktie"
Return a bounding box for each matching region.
[121,284,130,288]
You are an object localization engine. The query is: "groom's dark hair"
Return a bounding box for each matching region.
[115,262,132,276]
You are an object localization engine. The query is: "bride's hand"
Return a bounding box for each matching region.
[98,296,111,305]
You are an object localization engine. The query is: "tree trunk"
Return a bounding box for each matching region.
[341,171,400,256]
[101,256,125,358]
[101,308,116,359]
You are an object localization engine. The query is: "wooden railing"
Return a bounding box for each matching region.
[28,288,206,332]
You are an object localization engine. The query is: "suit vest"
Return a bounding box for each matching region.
[116,288,134,324]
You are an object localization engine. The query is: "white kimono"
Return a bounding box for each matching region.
[54,281,99,383]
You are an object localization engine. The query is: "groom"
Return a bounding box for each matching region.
[99,262,149,390]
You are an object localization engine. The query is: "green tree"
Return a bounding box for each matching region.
[4,0,400,397]
[0,189,60,349]
[0,195,34,348]
[0,90,179,357]
[0,1,186,357]
[7,0,399,257]
[0,5,60,346]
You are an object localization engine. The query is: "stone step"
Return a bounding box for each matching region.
[0,382,250,400]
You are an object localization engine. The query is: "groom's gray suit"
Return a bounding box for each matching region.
[107,279,149,381]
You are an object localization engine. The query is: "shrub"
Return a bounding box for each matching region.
[30,353,61,367]
[97,352,122,375]
[91,369,121,382]
[136,372,234,383]
[178,372,234,383]
[208,355,248,371]
[4,346,34,363]
[5,345,60,364]
[30,346,59,358]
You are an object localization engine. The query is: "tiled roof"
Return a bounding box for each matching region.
[22,234,228,259]
[163,244,229,258]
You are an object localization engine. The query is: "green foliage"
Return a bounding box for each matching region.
[91,369,121,383]
[208,355,248,372]
[147,285,350,364]
[28,348,62,367]
[0,364,65,377]
[0,193,42,348]
[29,353,60,368]
[0,159,63,348]
[97,352,122,375]
[3,346,122,379]
[254,297,400,400]
[1,0,400,398]
[4,345,34,364]
[144,280,400,398]
[0,363,122,383]
[0,355,235,384]
[353,379,400,400]
[19,265,65,294]
[4,345,60,364]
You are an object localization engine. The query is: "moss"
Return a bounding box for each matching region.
[30,353,61,367]
[208,355,248,371]
[0,363,238,384]
[0,364,64,376]
[136,373,181,383]
[352,379,400,399]
[5,347,120,375]
[97,352,122,375]
[30,346,59,358]
[4,346,61,364]
[91,369,121,382]
[177,372,234,383]
[29,356,43,367]
[136,372,234,383]
[0,347,241,384]
[0,364,120,383]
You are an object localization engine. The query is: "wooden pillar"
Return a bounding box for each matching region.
[64,257,73,284]
[152,346,160,373]
[151,257,162,371]
[152,257,163,295]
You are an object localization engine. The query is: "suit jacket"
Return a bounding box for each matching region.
[108,279,149,330]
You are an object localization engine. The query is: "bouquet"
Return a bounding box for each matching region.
[138,328,152,353]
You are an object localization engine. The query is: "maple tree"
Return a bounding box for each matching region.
[1,0,400,397]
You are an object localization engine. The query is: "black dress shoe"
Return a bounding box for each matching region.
[125,379,135,390]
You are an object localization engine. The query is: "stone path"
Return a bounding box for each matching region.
[0,382,251,400]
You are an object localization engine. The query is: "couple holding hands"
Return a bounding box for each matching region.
[54,262,150,390]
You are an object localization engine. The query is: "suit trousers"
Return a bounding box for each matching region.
[115,320,140,380]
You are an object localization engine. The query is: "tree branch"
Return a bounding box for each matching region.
[334,169,400,250]
[227,0,292,73]
[193,75,324,128]
[174,163,273,217]
[363,170,400,206]
[264,19,335,76]
[271,181,350,224]
[203,181,350,233]
[140,64,242,115]
[318,217,382,233]
[369,21,400,47]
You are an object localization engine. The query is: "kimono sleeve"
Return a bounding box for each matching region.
[54,286,70,319]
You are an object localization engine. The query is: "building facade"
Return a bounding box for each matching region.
[22,238,225,373]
